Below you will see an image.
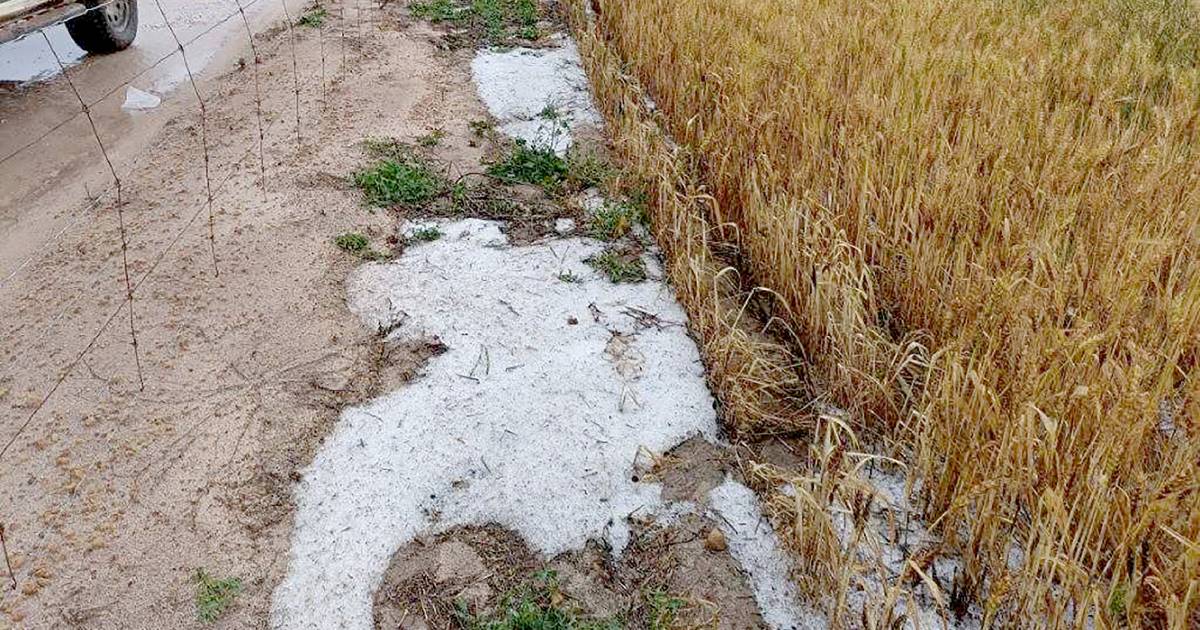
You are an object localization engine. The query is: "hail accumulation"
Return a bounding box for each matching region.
[271,35,816,630]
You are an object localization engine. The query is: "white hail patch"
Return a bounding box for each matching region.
[471,38,603,154]
[122,86,162,111]
[708,478,827,630]
[270,220,719,629]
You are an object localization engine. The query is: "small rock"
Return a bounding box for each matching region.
[704,528,727,552]
[567,316,578,325]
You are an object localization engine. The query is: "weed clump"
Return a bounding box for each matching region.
[335,232,385,260]
[587,200,647,241]
[410,0,540,46]
[297,6,328,27]
[408,225,444,243]
[487,139,568,193]
[644,589,685,630]
[586,249,647,283]
[194,569,242,624]
[453,570,620,630]
[417,129,447,148]
[354,140,445,208]
[469,119,496,138]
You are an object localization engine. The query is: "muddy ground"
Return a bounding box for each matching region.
[0,2,782,629]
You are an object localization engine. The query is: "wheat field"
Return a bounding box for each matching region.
[572,0,1200,626]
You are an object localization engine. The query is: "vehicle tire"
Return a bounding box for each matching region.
[66,0,138,54]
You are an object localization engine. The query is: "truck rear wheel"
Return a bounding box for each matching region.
[66,0,138,54]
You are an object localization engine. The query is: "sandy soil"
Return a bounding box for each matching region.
[1,3,780,629]
[0,3,482,626]
[0,0,301,277]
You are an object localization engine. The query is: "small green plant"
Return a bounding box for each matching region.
[644,589,685,630]
[474,0,537,42]
[586,249,647,283]
[454,570,620,630]
[417,128,447,148]
[410,0,538,44]
[408,226,443,242]
[510,0,538,31]
[557,271,582,283]
[297,6,328,27]
[588,201,647,241]
[354,157,443,207]
[410,0,465,21]
[1108,582,1129,618]
[469,119,495,137]
[194,569,242,624]
[518,24,539,40]
[488,140,568,193]
[335,232,369,253]
[335,232,385,259]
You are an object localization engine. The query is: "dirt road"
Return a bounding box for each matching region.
[0,2,471,626]
[0,0,310,278]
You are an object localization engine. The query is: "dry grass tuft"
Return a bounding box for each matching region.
[570,0,1200,626]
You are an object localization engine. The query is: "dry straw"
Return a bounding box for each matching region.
[570,0,1200,626]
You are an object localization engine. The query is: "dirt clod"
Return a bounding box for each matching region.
[704,528,728,552]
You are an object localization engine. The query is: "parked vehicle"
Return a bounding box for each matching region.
[0,0,138,52]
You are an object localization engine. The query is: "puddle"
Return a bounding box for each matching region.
[270,219,719,629]
[0,0,275,88]
[0,26,83,84]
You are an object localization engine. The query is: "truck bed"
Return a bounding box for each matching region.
[0,1,86,45]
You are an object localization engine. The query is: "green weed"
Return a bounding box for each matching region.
[354,154,444,207]
[335,232,369,253]
[194,569,242,624]
[454,570,620,630]
[488,140,567,193]
[418,128,448,148]
[409,226,444,242]
[557,271,582,283]
[334,232,386,259]
[362,137,415,161]
[644,589,685,630]
[1108,582,1129,617]
[410,0,539,45]
[410,0,466,21]
[586,249,647,283]
[297,6,328,27]
[470,119,496,137]
[587,201,646,241]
